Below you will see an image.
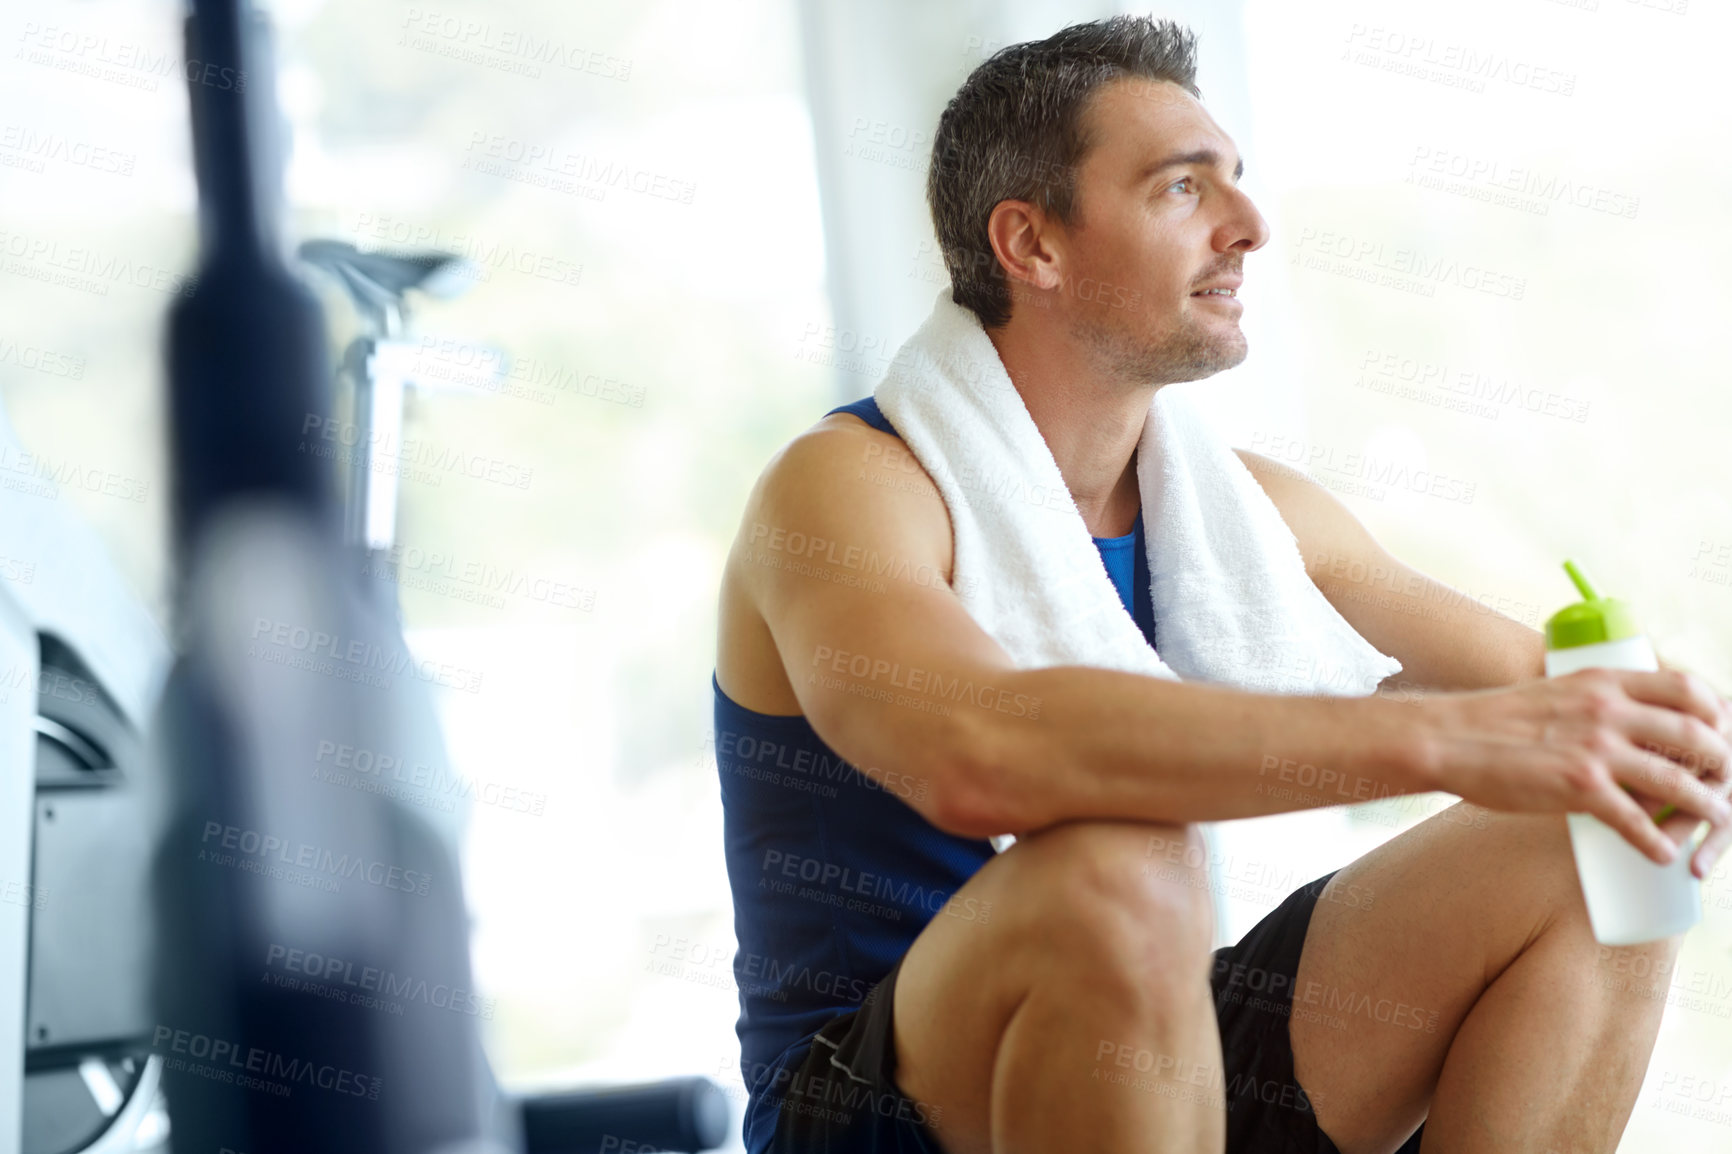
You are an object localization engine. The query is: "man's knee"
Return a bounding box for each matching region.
[1008,819,1216,991]
[1498,815,1687,991]
[1588,933,1686,998]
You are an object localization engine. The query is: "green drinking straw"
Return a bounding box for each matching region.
[1563,559,1597,601]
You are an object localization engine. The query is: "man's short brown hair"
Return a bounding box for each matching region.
[926,16,1201,329]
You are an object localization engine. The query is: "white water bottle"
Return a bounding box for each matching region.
[1544,559,1702,945]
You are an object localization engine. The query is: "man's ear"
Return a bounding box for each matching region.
[986,199,1063,294]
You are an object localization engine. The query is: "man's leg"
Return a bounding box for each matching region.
[1290,803,1683,1154]
[890,818,1224,1154]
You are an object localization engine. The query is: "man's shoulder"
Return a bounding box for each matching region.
[755,411,944,512]
[729,412,953,585]
[715,410,959,716]
[1232,445,1340,528]
[1232,446,1311,491]
[1231,446,1393,586]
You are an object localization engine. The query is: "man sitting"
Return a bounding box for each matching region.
[712,16,1732,1153]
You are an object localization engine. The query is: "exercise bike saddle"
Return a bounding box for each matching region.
[297,239,473,316]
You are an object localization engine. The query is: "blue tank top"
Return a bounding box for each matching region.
[716,396,1155,1149]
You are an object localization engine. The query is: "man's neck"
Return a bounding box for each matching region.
[986,322,1157,539]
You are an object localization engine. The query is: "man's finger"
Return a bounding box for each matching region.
[1656,808,1704,851]
[1623,704,1731,785]
[1588,778,1679,865]
[1691,815,1732,880]
[1616,668,1728,737]
[1612,746,1732,832]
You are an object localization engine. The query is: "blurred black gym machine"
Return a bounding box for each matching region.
[1,1,727,1151]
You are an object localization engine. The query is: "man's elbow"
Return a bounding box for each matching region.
[916,715,1026,840]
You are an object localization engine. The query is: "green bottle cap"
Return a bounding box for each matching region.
[1544,560,1643,650]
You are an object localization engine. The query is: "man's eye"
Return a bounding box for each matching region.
[1166,176,1195,194]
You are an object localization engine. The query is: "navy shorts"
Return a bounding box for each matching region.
[751,869,1426,1153]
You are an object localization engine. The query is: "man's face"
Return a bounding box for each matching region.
[1038,77,1269,385]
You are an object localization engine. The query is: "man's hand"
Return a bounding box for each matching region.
[1417,667,1732,876]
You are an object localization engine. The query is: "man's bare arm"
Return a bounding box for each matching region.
[736,421,1732,871]
[736,420,1432,839]
[1234,447,1546,691]
[1234,447,1717,691]
[1228,447,1730,853]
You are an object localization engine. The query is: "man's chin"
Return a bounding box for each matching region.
[1185,334,1249,379]
[1071,312,1248,385]
[1144,329,1248,384]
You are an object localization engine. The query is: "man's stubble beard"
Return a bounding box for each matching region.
[1068,303,1248,387]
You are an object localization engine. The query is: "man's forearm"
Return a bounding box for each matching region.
[948,665,1440,837]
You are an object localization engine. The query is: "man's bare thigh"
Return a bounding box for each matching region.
[1288,802,1579,1147]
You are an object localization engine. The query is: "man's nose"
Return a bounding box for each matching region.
[1220,187,1270,254]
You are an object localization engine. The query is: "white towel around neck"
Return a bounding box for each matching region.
[872,289,1402,699]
